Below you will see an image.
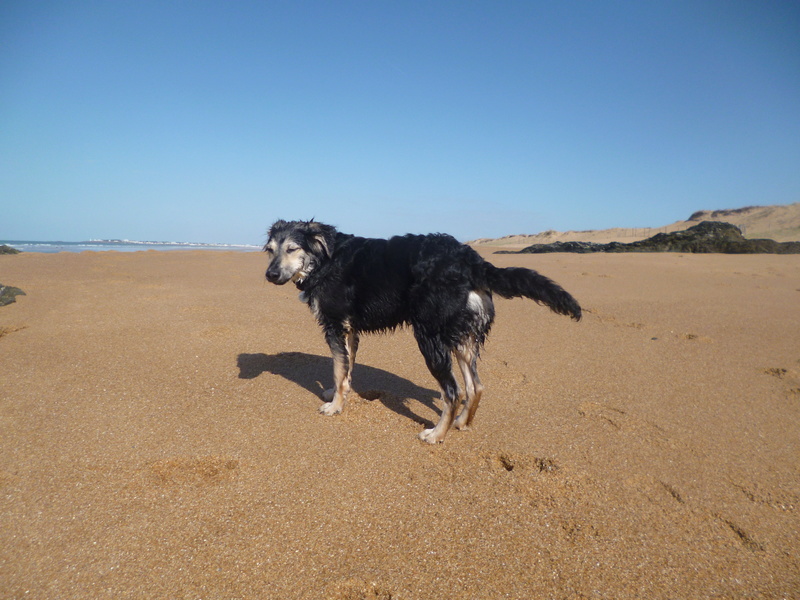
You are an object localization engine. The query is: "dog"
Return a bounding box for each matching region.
[264,219,581,443]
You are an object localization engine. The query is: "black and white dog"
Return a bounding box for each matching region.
[264,219,581,443]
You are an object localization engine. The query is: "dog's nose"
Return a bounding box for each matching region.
[266,268,280,283]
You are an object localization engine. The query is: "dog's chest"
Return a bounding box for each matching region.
[298,291,322,321]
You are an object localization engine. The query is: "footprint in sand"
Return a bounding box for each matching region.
[148,455,239,487]
[763,367,788,379]
[714,515,765,552]
[488,451,559,475]
[583,308,648,331]
[624,474,686,509]
[483,360,529,387]
[326,578,395,600]
[577,402,628,430]
[578,401,675,448]
[728,480,798,513]
[678,332,713,343]
[762,365,800,399]
[0,324,28,339]
[558,516,602,544]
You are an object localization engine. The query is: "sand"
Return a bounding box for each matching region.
[471,202,800,248]
[1,249,799,599]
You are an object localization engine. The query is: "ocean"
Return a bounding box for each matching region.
[0,239,261,253]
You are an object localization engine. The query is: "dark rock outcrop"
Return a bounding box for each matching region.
[688,206,763,221]
[502,222,800,255]
[0,285,26,307]
[0,245,20,255]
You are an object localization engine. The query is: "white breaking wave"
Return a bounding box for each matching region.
[0,239,262,253]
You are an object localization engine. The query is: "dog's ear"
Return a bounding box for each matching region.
[305,221,337,259]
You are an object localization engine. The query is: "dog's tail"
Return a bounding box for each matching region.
[482,263,582,321]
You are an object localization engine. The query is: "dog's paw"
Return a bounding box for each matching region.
[319,401,343,416]
[453,412,470,431]
[418,428,445,444]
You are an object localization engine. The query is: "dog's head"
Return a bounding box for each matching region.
[264,220,337,286]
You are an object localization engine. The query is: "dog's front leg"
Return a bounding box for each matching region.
[319,328,354,416]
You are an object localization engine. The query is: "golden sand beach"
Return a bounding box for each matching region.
[1,249,799,598]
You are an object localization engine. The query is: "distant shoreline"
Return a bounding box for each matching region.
[0,240,262,253]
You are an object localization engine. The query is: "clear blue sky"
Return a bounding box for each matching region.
[2,1,799,244]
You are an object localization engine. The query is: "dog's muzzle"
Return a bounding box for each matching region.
[265,266,288,284]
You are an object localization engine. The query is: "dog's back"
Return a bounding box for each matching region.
[311,232,486,334]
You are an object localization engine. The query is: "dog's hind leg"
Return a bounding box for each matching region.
[414,332,460,443]
[320,326,358,416]
[453,339,484,430]
[343,329,359,400]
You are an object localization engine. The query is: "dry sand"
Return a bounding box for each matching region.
[1,249,799,599]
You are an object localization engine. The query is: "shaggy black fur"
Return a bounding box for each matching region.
[264,219,581,443]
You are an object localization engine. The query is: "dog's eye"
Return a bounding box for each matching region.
[286,246,300,254]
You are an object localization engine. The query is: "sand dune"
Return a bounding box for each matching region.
[1,249,799,598]
[472,202,800,248]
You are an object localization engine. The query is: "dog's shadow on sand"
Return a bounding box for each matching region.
[237,352,440,427]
